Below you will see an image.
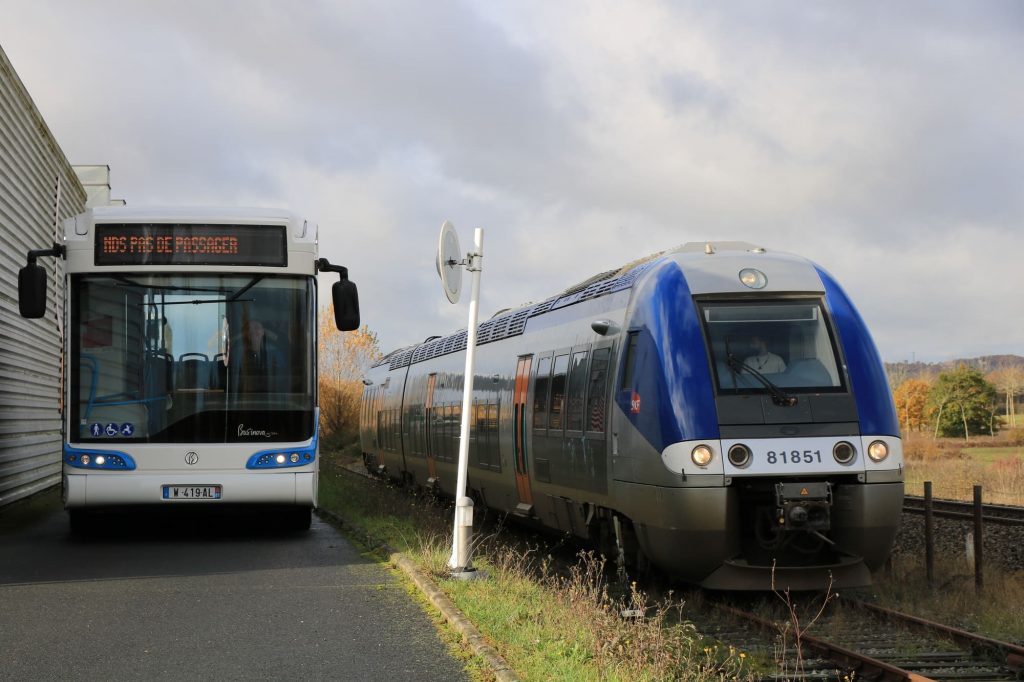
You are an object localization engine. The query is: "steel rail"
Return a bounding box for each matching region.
[903,495,1024,526]
[713,603,934,682]
[838,597,1024,675]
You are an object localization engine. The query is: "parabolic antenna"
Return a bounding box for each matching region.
[437,220,463,304]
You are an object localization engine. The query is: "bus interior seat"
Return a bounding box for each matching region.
[177,353,210,390]
[209,354,227,390]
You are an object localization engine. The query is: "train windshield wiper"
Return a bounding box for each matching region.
[726,353,797,407]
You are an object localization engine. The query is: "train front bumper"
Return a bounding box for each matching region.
[614,479,903,590]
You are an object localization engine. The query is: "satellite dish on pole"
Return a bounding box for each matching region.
[437,220,462,304]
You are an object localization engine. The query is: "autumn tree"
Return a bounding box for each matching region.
[318,308,381,447]
[927,365,998,441]
[892,378,930,432]
[987,367,1024,428]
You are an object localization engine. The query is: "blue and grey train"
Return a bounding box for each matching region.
[359,242,903,590]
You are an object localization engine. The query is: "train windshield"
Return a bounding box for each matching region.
[70,274,315,443]
[699,300,844,394]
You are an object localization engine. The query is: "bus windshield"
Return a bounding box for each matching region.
[699,300,845,394]
[71,274,315,443]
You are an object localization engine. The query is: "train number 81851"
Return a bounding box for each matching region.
[765,450,822,465]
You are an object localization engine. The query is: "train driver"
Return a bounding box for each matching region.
[745,335,786,374]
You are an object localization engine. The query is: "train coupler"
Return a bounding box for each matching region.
[775,481,832,533]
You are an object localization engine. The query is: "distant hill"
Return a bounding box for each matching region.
[885,355,1024,381]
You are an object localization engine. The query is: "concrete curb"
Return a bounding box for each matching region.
[316,508,520,682]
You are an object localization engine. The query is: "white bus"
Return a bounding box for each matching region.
[18,207,359,531]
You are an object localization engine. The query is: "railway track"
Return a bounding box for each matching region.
[334,460,1024,680]
[903,496,1024,526]
[696,595,1024,681]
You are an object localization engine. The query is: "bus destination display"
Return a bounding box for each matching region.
[95,224,287,267]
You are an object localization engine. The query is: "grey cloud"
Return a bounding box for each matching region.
[2,0,1021,361]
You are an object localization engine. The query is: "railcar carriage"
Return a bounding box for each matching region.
[360,242,903,590]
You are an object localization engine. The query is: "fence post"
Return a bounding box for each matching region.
[924,481,934,587]
[973,485,983,592]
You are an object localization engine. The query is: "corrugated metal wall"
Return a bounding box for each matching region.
[1,45,86,507]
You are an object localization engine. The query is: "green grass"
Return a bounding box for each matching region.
[316,450,757,682]
[957,446,1024,465]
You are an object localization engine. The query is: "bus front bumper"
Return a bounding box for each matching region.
[64,471,317,508]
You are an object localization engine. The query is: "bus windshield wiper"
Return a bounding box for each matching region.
[726,352,798,407]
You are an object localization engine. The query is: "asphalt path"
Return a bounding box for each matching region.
[0,490,469,681]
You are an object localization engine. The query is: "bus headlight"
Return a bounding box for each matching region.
[867,440,889,463]
[63,447,135,470]
[691,445,714,467]
[247,446,317,469]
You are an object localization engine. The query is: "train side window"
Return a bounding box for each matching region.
[449,404,461,460]
[426,405,434,456]
[444,404,454,460]
[587,347,610,433]
[565,350,589,431]
[622,331,639,388]
[533,356,552,430]
[549,354,570,431]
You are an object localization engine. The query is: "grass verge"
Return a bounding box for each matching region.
[316,450,757,681]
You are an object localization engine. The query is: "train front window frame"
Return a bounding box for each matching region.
[698,299,846,395]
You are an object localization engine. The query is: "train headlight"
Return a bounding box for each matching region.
[867,440,889,463]
[832,441,856,465]
[738,268,767,289]
[691,445,714,467]
[727,444,752,468]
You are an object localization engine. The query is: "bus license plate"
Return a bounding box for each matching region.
[162,485,222,500]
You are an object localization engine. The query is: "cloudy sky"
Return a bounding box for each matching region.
[2,1,1022,362]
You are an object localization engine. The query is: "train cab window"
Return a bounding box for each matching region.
[565,350,589,432]
[586,348,610,433]
[548,354,570,430]
[699,300,845,394]
[532,357,552,430]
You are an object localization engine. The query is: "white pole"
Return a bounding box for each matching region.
[449,228,483,574]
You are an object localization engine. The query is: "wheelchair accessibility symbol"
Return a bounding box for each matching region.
[104,423,120,437]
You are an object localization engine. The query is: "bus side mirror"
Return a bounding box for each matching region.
[318,258,360,331]
[18,262,48,319]
[332,279,360,331]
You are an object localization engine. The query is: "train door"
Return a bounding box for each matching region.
[532,351,568,484]
[424,373,439,484]
[512,356,533,512]
[582,344,612,495]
